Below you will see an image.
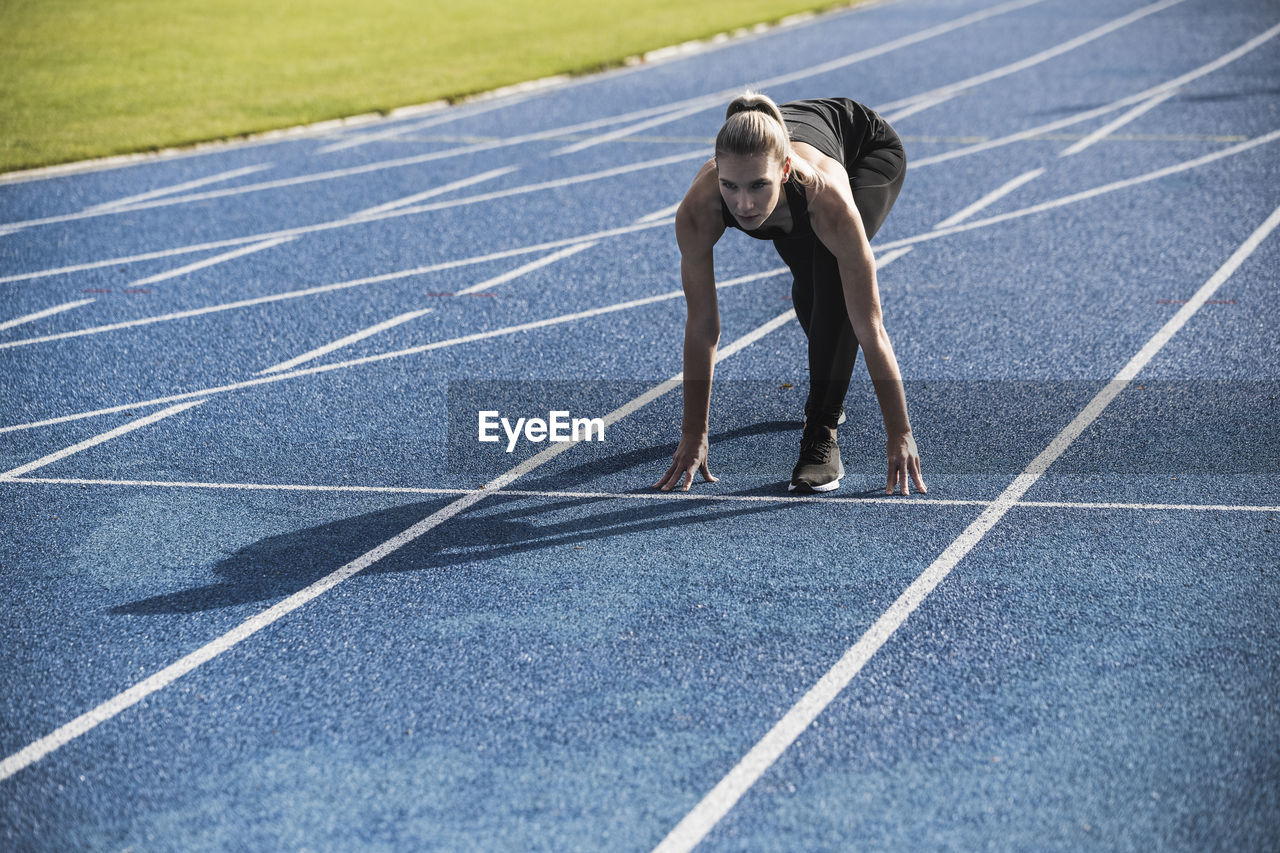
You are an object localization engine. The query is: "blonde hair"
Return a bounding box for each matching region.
[715,91,821,189]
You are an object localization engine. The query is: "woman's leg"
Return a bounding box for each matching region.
[771,234,857,431]
[790,143,908,426]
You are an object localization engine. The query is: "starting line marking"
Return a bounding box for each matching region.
[5,476,1279,515]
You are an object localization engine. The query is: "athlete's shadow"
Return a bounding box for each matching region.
[113,480,788,616]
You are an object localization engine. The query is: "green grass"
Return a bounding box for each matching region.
[0,0,852,173]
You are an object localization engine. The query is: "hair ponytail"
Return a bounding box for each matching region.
[715,91,821,189]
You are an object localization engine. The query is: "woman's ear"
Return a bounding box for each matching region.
[782,156,792,180]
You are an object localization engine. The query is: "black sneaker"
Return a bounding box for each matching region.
[789,424,844,493]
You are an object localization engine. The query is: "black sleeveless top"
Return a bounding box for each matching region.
[721,97,895,242]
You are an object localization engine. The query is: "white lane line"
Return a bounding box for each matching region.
[81,165,273,213]
[0,220,674,352]
[8,477,1280,516]
[872,246,913,268]
[0,295,803,783]
[934,168,1044,229]
[318,99,518,154]
[882,92,958,124]
[128,237,295,288]
[1018,499,1280,513]
[651,201,1280,853]
[0,299,95,332]
[389,149,710,217]
[554,101,724,156]
[876,0,1186,115]
[5,125,1273,355]
[880,130,1280,253]
[348,166,518,218]
[0,401,206,481]
[255,308,434,375]
[0,164,265,234]
[554,0,1044,155]
[456,241,598,296]
[637,202,684,224]
[914,20,1280,169]
[1059,90,1179,157]
[6,476,475,496]
[0,149,708,287]
[0,268,790,434]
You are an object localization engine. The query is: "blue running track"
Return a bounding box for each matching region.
[2,0,1278,849]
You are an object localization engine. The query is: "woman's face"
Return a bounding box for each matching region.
[716,151,789,229]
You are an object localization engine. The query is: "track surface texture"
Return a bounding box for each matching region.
[2,0,1278,850]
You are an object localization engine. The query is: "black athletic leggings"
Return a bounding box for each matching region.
[774,142,906,429]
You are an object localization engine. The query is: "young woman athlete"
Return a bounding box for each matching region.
[653,92,926,495]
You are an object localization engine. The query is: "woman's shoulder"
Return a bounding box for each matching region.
[679,160,725,219]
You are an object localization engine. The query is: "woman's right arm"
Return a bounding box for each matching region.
[654,169,725,491]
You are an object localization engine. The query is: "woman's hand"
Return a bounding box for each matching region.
[886,431,926,495]
[654,431,718,492]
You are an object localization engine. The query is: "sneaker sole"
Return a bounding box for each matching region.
[788,477,841,494]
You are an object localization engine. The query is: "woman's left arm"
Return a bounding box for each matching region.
[809,179,926,495]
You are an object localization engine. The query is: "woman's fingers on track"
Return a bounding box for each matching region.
[911,456,927,494]
[886,434,925,495]
[654,459,693,491]
[699,460,719,485]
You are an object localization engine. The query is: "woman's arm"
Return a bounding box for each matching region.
[808,170,927,495]
[655,166,725,491]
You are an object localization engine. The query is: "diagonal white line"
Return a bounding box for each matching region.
[0,299,95,332]
[554,102,723,156]
[637,202,685,224]
[129,237,294,288]
[81,165,272,213]
[0,401,206,480]
[256,308,434,375]
[882,92,958,124]
[348,166,518,218]
[455,241,598,296]
[1059,89,1179,157]
[934,168,1044,229]
[651,201,1280,853]
[318,100,517,154]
